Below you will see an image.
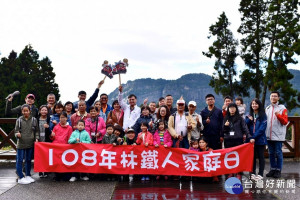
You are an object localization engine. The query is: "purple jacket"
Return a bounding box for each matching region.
[153,130,173,147]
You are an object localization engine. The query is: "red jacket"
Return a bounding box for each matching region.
[71,112,90,130]
[51,123,73,144]
[136,131,153,146]
[153,130,173,147]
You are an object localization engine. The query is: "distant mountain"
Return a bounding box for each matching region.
[108,69,300,115]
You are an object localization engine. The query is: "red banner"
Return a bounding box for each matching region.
[34,142,254,177]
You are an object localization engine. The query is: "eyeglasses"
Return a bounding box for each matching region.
[178,104,185,106]
[206,98,215,101]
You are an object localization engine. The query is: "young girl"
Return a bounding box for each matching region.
[50,102,72,131]
[50,111,73,181]
[136,122,153,181]
[245,98,267,181]
[37,105,51,178]
[68,120,91,182]
[15,104,39,184]
[235,96,246,119]
[189,140,200,152]
[85,106,106,143]
[223,103,249,180]
[153,120,172,148]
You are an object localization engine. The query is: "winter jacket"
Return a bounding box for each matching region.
[223,115,249,140]
[132,115,153,137]
[85,117,106,142]
[153,130,173,147]
[102,133,118,144]
[118,92,141,130]
[136,131,153,146]
[70,112,90,130]
[49,113,72,131]
[6,100,38,118]
[123,137,136,145]
[265,103,288,141]
[168,112,196,142]
[245,114,267,145]
[51,123,73,144]
[106,109,124,128]
[68,129,91,144]
[73,88,99,112]
[14,116,39,149]
[200,106,223,138]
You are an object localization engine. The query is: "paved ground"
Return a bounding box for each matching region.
[0,160,299,200]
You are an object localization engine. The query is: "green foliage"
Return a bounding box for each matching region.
[0,45,60,118]
[203,12,243,98]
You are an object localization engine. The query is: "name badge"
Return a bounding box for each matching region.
[230,131,234,136]
[91,132,96,136]
[40,132,45,137]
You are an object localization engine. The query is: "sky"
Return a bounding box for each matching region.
[0,0,299,102]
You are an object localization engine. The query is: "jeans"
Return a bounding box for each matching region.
[173,136,189,149]
[253,145,265,176]
[16,148,33,178]
[267,141,283,171]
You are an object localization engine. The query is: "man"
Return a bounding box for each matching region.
[265,91,288,178]
[188,101,204,141]
[5,93,38,118]
[73,80,104,112]
[46,93,56,116]
[222,96,233,117]
[158,97,165,107]
[168,98,196,149]
[118,85,141,132]
[200,94,223,150]
[71,101,90,130]
[165,95,177,114]
[99,93,112,118]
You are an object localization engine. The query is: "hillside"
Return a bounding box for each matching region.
[108,70,300,115]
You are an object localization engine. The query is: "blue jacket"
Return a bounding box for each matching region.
[49,113,72,131]
[100,104,113,119]
[245,115,267,145]
[132,115,153,138]
[73,88,99,112]
[200,106,223,137]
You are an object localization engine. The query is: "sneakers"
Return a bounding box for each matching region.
[266,170,276,177]
[141,176,146,181]
[18,177,31,184]
[81,176,89,181]
[251,173,256,180]
[273,170,281,178]
[256,175,263,180]
[69,177,77,182]
[145,176,150,181]
[129,175,133,182]
[25,176,35,183]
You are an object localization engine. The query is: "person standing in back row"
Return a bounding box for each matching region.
[265,91,288,179]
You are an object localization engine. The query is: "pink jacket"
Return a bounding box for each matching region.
[51,123,73,144]
[85,117,106,142]
[153,130,173,147]
[136,131,153,146]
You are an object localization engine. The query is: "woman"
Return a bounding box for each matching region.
[223,103,249,180]
[85,106,106,143]
[245,98,267,181]
[132,106,153,138]
[64,101,75,118]
[94,100,107,122]
[50,102,71,131]
[106,100,124,127]
[151,105,170,132]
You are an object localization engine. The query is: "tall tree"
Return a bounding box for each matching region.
[0,45,60,117]
[262,0,300,109]
[238,0,268,99]
[203,12,242,98]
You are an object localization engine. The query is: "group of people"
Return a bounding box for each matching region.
[5,80,288,185]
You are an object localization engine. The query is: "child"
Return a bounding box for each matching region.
[85,106,106,143]
[153,120,172,148]
[223,103,249,180]
[113,124,125,145]
[102,124,117,145]
[136,122,153,181]
[189,140,200,152]
[123,128,137,146]
[153,120,171,180]
[50,111,73,181]
[68,120,91,182]
[235,96,246,119]
[50,102,72,131]
[15,104,39,184]
[37,105,51,178]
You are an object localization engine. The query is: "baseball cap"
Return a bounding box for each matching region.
[127,128,135,134]
[188,101,197,106]
[26,94,35,99]
[177,99,185,104]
